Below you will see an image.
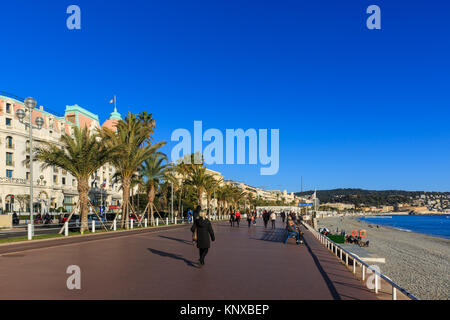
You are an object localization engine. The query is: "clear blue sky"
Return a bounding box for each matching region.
[1,0,449,192]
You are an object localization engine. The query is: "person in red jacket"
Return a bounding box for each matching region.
[235,210,241,227]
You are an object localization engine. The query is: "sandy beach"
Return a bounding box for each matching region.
[317,216,450,300]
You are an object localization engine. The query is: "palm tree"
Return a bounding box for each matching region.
[34,127,113,233]
[230,186,246,211]
[185,166,211,206]
[101,112,165,229]
[173,153,204,216]
[216,184,234,217]
[164,164,183,216]
[204,176,219,219]
[141,152,169,226]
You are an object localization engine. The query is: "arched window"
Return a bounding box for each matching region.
[6,136,13,148]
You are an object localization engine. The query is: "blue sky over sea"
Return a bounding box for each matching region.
[0,0,449,192]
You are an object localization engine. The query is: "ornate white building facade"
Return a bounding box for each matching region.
[0,93,123,214]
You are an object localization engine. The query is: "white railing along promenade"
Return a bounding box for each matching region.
[301,221,419,300]
[20,215,231,241]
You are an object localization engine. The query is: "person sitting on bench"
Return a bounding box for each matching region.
[285,219,303,245]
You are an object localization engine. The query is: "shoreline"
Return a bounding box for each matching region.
[356,215,450,240]
[316,216,450,300]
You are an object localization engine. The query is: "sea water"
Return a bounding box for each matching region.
[358,215,450,239]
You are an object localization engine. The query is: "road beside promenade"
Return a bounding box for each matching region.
[0,218,377,300]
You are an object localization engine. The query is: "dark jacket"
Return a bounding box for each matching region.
[191,218,215,249]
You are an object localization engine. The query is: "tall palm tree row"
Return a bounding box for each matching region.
[100,112,165,229]
[185,166,211,206]
[34,127,116,233]
[140,152,169,225]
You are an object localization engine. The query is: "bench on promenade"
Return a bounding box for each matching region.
[284,229,303,245]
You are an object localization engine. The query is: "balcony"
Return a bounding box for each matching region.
[6,143,15,150]
[6,161,15,167]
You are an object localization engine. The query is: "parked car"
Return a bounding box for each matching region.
[60,213,71,224]
[34,214,43,224]
[105,213,116,221]
[75,214,106,229]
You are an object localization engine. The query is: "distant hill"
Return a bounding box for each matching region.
[295,188,449,207]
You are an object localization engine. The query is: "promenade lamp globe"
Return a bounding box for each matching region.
[16,108,26,121]
[35,117,44,129]
[24,97,37,110]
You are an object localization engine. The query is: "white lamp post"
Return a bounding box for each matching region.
[171,180,174,222]
[16,97,44,236]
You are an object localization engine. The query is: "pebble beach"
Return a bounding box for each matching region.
[316,216,450,300]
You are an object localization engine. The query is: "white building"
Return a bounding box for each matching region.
[0,93,123,214]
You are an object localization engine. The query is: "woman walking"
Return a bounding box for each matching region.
[235,210,241,227]
[191,211,215,267]
[270,211,276,229]
[229,211,235,227]
[263,210,269,229]
[247,212,253,228]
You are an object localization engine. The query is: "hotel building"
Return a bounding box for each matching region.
[0,93,123,214]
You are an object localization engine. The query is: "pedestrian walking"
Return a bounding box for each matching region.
[270,212,276,229]
[191,210,215,267]
[263,210,269,229]
[247,212,253,228]
[235,210,241,227]
[230,211,235,227]
[187,209,193,223]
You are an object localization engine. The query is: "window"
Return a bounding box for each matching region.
[64,196,73,212]
[6,170,13,178]
[6,103,11,113]
[6,152,13,166]
[62,177,66,185]
[26,155,30,168]
[26,172,30,180]
[6,136,13,148]
[6,118,12,126]
[26,140,30,152]
[53,175,57,184]
[72,179,76,186]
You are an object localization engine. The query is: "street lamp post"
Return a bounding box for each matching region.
[171,181,174,222]
[16,97,44,236]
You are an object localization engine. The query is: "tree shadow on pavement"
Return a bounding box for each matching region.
[159,235,192,245]
[252,229,286,242]
[147,248,199,268]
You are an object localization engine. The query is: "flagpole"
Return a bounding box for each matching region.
[314,188,317,213]
[114,95,117,110]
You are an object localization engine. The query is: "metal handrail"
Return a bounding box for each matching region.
[301,221,419,300]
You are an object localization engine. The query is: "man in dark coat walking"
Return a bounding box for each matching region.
[191,210,215,266]
[262,210,270,228]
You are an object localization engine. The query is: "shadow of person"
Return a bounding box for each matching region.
[147,248,198,268]
[159,235,192,245]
